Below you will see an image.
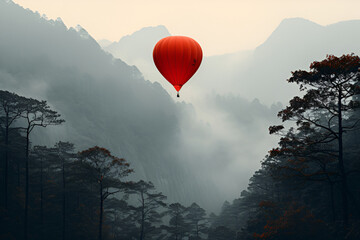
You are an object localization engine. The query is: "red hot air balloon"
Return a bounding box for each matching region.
[153,36,203,97]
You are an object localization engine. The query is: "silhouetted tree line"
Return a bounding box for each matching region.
[2,54,360,240]
[0,91,210,240]
[207,54,360,240]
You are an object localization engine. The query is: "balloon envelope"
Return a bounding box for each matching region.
[153,36,203,94]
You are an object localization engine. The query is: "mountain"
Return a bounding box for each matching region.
[103,18,360,104]
[7,0,358,213]
[97,39,112,48]
[104,25,170,61]
[0,0,225,210]
[102,25,171,87]
[99,24,285,205]
[226,18,360,104]
[98,18,360,209]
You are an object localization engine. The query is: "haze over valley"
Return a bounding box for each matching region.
[2,0,360,211]
[1,1,360,239]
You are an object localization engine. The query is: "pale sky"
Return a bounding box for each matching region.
[13,0,360,56]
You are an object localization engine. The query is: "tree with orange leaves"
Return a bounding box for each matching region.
[269,54,360,228]
[79,146,133,240]
[266,127,339,222]
[253,201,334,240]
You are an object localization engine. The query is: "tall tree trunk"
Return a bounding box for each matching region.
[24,129,30,240]
[98,182,103,240]
[329,182,336,222]
[338,88,349,228]
[196,222,199,239]
[175,216,178,240]
[17,154,20,187]
[112,212,117,240]
[140,212,144,240]
[347,189,360,217]
[4,121,9,209]
[62,157,66,240]
[40,158,44,240]
[140,192,145,240]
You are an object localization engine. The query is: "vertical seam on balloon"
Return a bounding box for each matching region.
[160,38,171,83]
[158,39,168,80]
[177,37,185,88]
[166,37,176,87]
[174,37,178,86]
[180,37,190,88]
[187,39,198,81]
[193,41,202,79]
[182,37,193,86]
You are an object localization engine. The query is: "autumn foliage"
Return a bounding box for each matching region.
[253,202,331,240]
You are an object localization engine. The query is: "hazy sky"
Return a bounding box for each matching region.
[13,0,360,55]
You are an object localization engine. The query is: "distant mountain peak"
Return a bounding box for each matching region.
[75,24,91,39]
[326,19,360,28]
[55,17,63,23]
[75,24,84,32]
[117,25,171,43]
[97,39,112,48]
[2,0,13,4]
[137,25,169,32]
[256,17,323,50]
[279,17,321,26]
[273,17,323,35]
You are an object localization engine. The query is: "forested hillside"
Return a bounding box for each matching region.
[1,54,360,240]
[0,0,227,210]
[0,91,210,239]
[208,54,360,240]
[1,0,360,239]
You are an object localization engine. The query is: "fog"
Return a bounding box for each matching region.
[2,0,360,212]
[99,18,360,210]
[2,0,266,211]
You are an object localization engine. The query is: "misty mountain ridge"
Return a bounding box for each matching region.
[247,18,360,103]
[1,0,279,212]
[0,0,229,211]
[97,39,112,48]
[102,17,360,104]
[99,22,284,199]
[103,25,170,65]
[255,17,360,59]
[4,0,360,214]
[196,17,360,104]
[2,1,360,238]
[96,18,360,209]
[101,25,171,89]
